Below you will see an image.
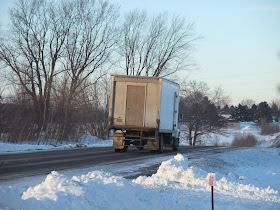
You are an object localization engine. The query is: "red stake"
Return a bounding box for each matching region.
[209,176,214,210]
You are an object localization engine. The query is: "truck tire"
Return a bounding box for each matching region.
[172,138,179,151]
[122,146,128,152]
[172,145,178,151]
[158,134,164,153]
[115,146,128,153]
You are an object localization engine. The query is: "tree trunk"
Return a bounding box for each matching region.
[193,127,198,146]
[59,100,71,141]
[188,126,193,146]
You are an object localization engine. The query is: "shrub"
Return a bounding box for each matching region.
[231,134,257,147]
[261,124,280,135]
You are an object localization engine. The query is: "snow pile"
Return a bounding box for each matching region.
[134,154,280,203]
[1,170,160,210]
[0,135,112,153]
[134,154,193,187]
[22,171,83,201]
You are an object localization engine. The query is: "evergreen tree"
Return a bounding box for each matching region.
[231,104,254,122]
[253,102,272,123]
[271,102,279,122]
[222,104,230,112]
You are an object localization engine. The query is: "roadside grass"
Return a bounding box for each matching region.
[231,134,257,147]
[261,123,280,135]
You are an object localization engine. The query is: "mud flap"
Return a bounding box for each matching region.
[113,133,125,149]
[147,139,159,151]
[147,131,161,152]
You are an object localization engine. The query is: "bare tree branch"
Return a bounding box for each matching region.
[119,10,198,77]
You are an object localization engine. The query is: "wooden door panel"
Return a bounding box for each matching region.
[126,85,145,126]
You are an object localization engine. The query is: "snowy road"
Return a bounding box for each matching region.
[0,146,235,181]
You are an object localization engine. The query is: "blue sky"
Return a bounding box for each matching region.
[1,0,280,105]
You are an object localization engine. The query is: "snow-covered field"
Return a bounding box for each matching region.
[0,149,279,209]
[180,122,280,147]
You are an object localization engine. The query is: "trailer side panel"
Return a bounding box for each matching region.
[159,79,180,132]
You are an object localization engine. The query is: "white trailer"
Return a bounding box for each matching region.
[108,75,180,153]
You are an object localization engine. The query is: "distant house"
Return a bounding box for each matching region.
[219,111,232,120]
[218,111,240,128]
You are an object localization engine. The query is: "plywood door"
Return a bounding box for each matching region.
[126,85,145,126]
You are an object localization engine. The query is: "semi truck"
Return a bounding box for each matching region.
[108,75,180,153]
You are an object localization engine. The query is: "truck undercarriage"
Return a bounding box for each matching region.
[112,127,179,153]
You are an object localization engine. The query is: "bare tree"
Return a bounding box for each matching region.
[81,78,111,139]
[240,99,256,108]
[119,10,198,77]
[211,86,230,109]
[0,0,72,129]
[0,0,119,140]
[180,81,225,146]
[57,0,119,139]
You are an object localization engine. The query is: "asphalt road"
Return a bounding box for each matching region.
[0,146,235,181]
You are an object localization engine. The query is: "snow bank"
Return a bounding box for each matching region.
[0,141,55,153]
[0,135,112,154]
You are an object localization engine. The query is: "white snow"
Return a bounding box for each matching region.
[1,148,279,209]
[0,135,112,154]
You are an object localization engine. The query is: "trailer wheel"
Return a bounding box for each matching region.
[115,146,128,152]
[172,145,178,151]
[158,134,164,153]
[172,138,179,151]
[122,146,128,152]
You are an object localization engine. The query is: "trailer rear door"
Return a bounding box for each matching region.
[126,85,145,126]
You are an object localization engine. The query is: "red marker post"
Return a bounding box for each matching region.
[209,175,214,210]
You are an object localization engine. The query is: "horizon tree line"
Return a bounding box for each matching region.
[222,100,280,123]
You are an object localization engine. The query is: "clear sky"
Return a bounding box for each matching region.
[1,0,280,105]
